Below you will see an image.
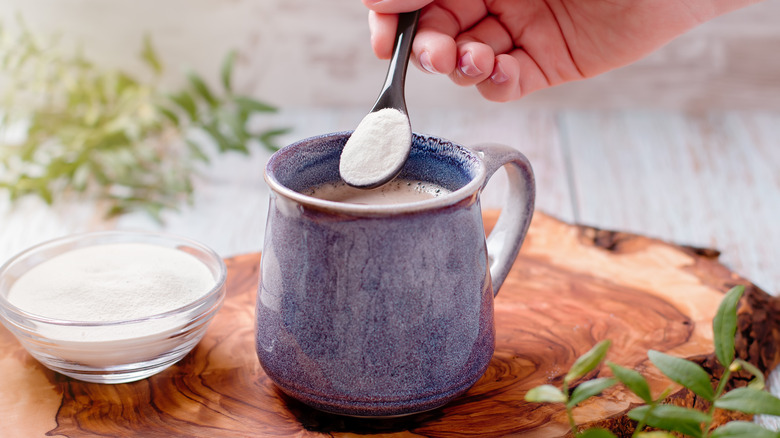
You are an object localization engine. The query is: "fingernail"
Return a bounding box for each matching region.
[459,52,482,77]
[491,62,509,84]
[419,51,437,74]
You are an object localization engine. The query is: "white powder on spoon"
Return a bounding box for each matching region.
[7,243,214,322]
[339,108,412,188]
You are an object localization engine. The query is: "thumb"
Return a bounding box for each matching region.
[361,0,434,14]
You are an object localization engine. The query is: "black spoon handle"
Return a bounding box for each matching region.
[371,10,421,114]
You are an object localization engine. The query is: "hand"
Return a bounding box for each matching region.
[363,0,750,102]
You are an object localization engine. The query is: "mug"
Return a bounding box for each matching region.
[256,132,535,417]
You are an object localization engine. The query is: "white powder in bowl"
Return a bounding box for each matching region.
[7,243,215,322]
[339,108,412,187]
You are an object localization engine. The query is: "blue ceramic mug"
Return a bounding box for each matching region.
[256,132,535,417]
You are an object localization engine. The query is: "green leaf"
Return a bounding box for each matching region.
[234,96,277,113]
[219,109,249,142]
[140,34,163,75]
[38,183,53,204]
[710,421,780,438]
[185,139,211,163]
[94,130,131,151]
[628,405,709,438]
[202,121,247,154]
[608,362,653,404]
[114,72,139,97]
[576,428,618,438]
[733,359,766,390]
[256,127,290,151]
[568,378,617,408]
[157,106,180,126]
[186,69,218,108]
[525,384,566,403]
[713,285,745,367]
[221,50,236,93]
[72,164,90,191]
[168,91,198,121]
[105,204,128,218]
[648,350,715,401]
[565,340,611,385]
[714,387,780,416]
[143,201,166,224]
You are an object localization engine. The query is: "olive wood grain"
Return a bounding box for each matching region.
[1,212,778,437]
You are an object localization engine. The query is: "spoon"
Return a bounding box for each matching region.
[339,10,421,189]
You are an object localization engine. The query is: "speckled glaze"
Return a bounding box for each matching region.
[257,132,535,417]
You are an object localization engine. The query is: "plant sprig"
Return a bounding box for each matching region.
[526,285,780,438]
[0,21,290,221]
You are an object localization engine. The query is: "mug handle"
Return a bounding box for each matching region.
[471,143,536,296]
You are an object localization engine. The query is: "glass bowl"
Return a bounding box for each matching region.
[0,231,227,384]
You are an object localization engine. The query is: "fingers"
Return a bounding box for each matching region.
[447,16,513,87]
[409,26,548,102]
[368,0,465,70]
[368,11,398,59]
[448,41,494,86]
[456,15,514,54]
[362,0,434,14]
[475,54,521,102]
[367,1,481,78]
[366,0,437,59]
[368,9,460,77]
[412,28,458,75]
[402,3,547,101]
[363,0,552,102]
[476,52,551,102]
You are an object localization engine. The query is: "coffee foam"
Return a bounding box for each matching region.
[302,179,451,205]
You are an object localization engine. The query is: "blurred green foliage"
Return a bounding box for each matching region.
[525,286,780,438]
[0,22,289,221]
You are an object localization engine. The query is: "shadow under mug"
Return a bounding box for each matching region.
[256,132,535,417]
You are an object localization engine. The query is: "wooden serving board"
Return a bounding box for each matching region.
[1,212,778,437]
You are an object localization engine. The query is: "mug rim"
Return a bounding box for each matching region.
[264,132,487,215]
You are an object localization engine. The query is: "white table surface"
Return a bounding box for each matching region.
[1,106,778,427]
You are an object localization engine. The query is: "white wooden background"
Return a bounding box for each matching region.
[2,107,776,294]
[1,0,779,110]
[0,0,778,431]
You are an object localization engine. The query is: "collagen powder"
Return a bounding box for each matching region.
[8,243,214,323]
[339,108,412,187]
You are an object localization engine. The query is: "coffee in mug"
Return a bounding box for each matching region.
[301,179,451,205]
